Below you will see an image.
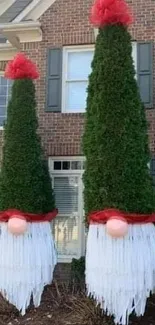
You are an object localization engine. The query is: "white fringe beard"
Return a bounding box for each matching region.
[0,222,57,315]
[86,223,155,325]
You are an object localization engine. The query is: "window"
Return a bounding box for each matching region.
[62,46,94,113]
[49,156,154,263]
[49,157,85,262]
[0,76,12,127]
[62,43,137,113]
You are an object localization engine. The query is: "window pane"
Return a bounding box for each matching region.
[0,76,12,124]
[53,176,80,257]
[0,106,6,116]
[0,77,7,86]
[0,96,7,106]
[54,161,62,170]
[53,215,79,257]
[71,161,82,170]
[54,176,79,214]
[67,51,93,80]
[0,116,6,126]
[0,86,7,96]
[82,160,86,170]
[62,161,70,170]
[66,81,88,112]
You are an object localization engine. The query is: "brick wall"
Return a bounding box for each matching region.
[36,0,155,157]
[35,0,94,157]
[0,0,155,159]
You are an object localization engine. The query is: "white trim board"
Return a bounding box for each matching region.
[0,0,16,17]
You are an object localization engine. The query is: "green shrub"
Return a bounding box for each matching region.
[0,78,55,213]
[71,257,85,289]
[83,25,155,218]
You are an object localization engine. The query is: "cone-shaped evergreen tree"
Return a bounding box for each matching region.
[84,2,155,324]
[0,54,55,214]
[83,17,155,217]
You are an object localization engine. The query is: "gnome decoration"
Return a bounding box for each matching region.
[83,0,155,324]
[0,53,57,315]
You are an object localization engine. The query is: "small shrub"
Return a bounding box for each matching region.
[70,257,85,289]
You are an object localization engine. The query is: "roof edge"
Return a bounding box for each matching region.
[12,0,57,23]
[0,0,16,18]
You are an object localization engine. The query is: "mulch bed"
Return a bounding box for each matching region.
[0,284,155,325]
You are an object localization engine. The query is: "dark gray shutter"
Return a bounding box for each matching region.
[46,48,62,112]
[137,42,153,108]
[150,158,155,188]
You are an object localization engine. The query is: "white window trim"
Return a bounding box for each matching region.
[49,155,85,175]
[132,41,137,73]
[49,156,85,263]
[62,42,137,114]
[62,45,94,114]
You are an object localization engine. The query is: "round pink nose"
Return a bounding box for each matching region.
[8,216,28,235]
[106,218,128,238]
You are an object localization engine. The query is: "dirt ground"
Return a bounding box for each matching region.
[1,284,155,325]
